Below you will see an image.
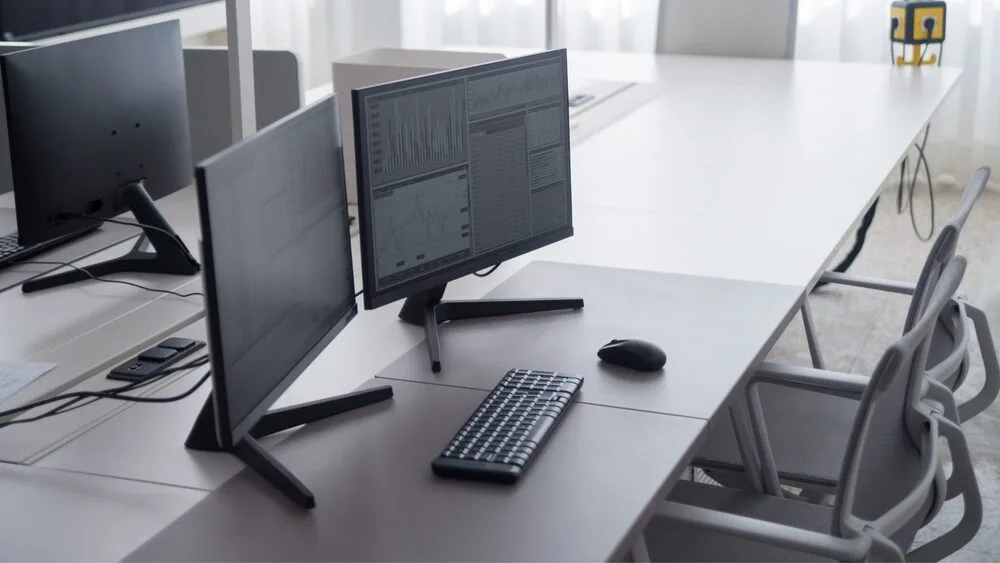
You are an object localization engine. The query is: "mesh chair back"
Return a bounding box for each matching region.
[832,256,966,553]
[655,0,797,59]
[903,167,989,331]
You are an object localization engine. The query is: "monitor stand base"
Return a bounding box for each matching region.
[21,180,200,293]
[398,283,584,373]
[185,384,394,509]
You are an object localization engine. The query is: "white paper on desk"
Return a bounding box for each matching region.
[0,361,57,403]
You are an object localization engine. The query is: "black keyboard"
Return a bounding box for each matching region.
[432,369,583,484]
[0,228,96,268]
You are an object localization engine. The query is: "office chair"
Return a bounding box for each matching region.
[635,256,980,562]
[687,169,994,505]
[654,0,798,59]
[802,167,1000,425]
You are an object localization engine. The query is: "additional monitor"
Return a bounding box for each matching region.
[186,95,392,510]
[1,20,199,292]
[353,49,583,372]
[183,47,301,163]
[0,0,214,40]
[0,41,33,196]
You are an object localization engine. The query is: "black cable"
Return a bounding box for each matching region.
[473,263,501,278]
[20,260,203,298]
[0,355,210,427]
[0,355,209,420]
[84,213,196,257]
[0,366,209,430]
[75,371,211,403]
[80,215,183,245]
[354,288,363,298]
[815,198,879,290]
[888,36,937,242]
[895,125,936,242]
[911,135,936,241]
[897,153,909,213]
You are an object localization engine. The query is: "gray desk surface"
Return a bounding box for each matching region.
[0,208,138,293]
[0,322,210,465]
[0,185,204,364]
[376,261,803,420]
[127,379,706,562]
[35,262,794,489]
[0,462,205,562]
[0,51,961,562]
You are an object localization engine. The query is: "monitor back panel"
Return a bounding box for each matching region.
[0,21,192,244]
[0,42,33,196]
[184,47,301,164]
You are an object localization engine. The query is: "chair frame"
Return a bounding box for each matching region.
[630,258,982,562]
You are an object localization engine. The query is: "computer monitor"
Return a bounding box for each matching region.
[0,41,33,197]
[352,49,583,372]
[0,20,199,293]
[185,95,392,510]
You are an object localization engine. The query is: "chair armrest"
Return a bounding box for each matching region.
[906,412,983,562]
[819,271,915,295]
[958,303,1000,422]
[751,361,869,399]
[736,362,869,494]
[658,501,872,561]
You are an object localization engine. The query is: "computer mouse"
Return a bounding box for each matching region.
[597,339,666,372]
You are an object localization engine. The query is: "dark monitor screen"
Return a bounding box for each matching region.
[196,96,356,445]
[353,49,573,309]
[0,20,192,245]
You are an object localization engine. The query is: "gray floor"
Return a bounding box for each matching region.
[765,184,1000,561]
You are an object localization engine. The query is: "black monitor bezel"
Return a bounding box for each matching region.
[196,95,357,448]
[352,49,574,311]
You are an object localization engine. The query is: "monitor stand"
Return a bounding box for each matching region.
[185,384,394,509]
[20,180,200,293]
[398,284,584,373]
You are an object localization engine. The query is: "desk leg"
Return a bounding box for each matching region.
[729,401,765,493]
[800,299,826,369]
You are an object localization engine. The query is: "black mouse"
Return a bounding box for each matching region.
[598,339,666,372]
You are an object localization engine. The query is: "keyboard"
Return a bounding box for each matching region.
[432,369,583,484]
[0,228,95,268]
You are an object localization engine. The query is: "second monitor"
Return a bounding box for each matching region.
[353,49,582,372]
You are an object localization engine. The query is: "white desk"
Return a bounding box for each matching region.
[0,187,205,418]
[0,50,961,561]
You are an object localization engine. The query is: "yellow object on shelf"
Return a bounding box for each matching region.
[891,0,946,65]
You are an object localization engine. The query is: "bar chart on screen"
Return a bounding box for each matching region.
[367,80,469,186]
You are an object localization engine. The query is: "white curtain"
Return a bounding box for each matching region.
[796,0,1000,185]
[244,0,660,88]
[401,0,660,52]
